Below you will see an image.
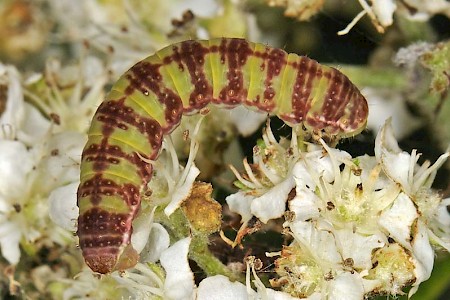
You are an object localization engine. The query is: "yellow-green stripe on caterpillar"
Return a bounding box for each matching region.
[77,38,368,274]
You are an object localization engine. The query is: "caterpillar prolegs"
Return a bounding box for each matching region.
[77,38,368,274]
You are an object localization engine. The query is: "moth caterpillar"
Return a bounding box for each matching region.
[77,38,368,274]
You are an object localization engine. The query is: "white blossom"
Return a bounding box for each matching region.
[0,138,38,264]
[229,119,449,298]
[24,57,107,133]
[110,237,194,299]
[226,122,301,224]
[0,63,50,144]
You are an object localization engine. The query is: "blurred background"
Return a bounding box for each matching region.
[0,0,448,299]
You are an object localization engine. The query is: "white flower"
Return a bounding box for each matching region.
[0,63,50,144]
[64,238,191,299]
[0,139,37,264]
[24,57,107,133]
[0,61,94,268]
[130,206,171,264]
[292,142,398,234]
[111,237,194,299]
[41,130,86,236]
[379,193,418,249]
[376,118,450,252]
[226,123,300,224]
[337,0,450,35]
[35,131,86,192]
[0,215,22,265]
[0,124,85,265]
[375,118,449,196]
[228,119,449,298]
[138,222,171,263]
[226,191,255,223]
[277,218,382,298]
[0,64,25,133]
[428,197,450,251]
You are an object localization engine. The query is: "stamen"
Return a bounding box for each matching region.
[258,159,282,185]
[414,152,449,192]
[337,10,367,36]
[163,137,180,179]
[178,116,204,185]
[243,158,263,188]
[229,164,257,189]
[319,139,342,189]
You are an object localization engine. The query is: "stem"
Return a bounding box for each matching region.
[155,207,245,283]
[189,235,244,283]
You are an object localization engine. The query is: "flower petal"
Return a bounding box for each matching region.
[164,164,200,216]
[379,193,418,249]
[48,182,79,231]
[327,272,365,300]
[0,140,34,198]
[372,0,397,27]
[335,229,385,270]
[289,186,320,222]
[160,237,195,299]
[289,220,342,265]
[130,207,156,254]
[36,132,85,193]
[0,219,22,264]
[409,220,434,297]
[251,177,295,223]
[228,106,267,136]
[226,191,255,223]
[0,64,25,131]
[197,275,248,299]
[138,223,170,263]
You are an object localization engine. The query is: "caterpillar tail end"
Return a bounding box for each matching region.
[84,252,118,274]
[83,244,139,274]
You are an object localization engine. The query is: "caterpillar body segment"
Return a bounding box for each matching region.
[77,38,368,274]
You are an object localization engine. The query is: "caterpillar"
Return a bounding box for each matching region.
[77,38,368,274]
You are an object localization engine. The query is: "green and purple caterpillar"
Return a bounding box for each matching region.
[77,38,368,274]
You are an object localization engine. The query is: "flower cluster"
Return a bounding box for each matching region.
[266,0,450,35]
[227,119,449,298]
[0,57,105,297]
